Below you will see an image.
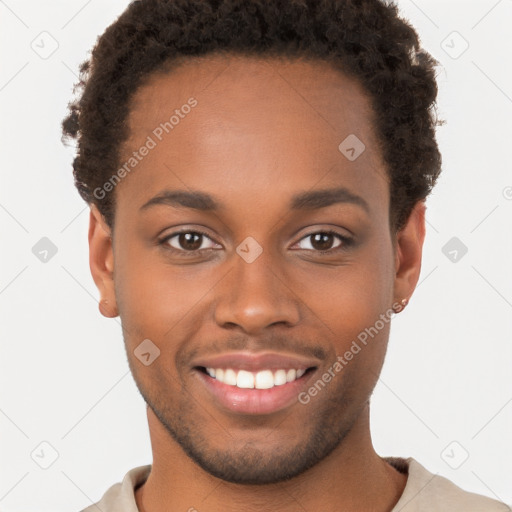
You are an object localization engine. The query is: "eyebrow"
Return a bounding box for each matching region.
[139,187,370,213]
[140,190,218,212]
[290,187,370,213]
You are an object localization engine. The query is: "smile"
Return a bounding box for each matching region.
[204,367,308,389]
[194,365,317,415]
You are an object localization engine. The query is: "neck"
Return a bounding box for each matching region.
[135,404,407,512]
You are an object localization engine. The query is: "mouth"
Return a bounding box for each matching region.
[193,365,318,415]
[196,366,316,388]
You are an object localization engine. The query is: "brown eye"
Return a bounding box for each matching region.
[177,232,203,251]
[310,233,338,251]
[161,231,218,252]
[296,231,346,252]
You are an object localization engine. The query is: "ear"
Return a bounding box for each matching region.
[88,204,118,318]
[393,200,426,308]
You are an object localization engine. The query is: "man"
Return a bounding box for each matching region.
[62,0,510,510]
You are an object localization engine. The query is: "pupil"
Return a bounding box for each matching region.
[180,232,202,251]
[312,233,333,251]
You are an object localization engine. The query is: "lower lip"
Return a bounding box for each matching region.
[194,368,316,415]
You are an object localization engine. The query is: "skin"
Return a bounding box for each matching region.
[89,53,426,512]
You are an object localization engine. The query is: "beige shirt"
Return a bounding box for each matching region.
[81,457,510,511]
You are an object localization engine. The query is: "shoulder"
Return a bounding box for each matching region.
[79,465,151,512]
[389,457,510,512]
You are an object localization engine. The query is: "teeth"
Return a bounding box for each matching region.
[286,369,296,382]
[255,370,274,389]
[237,370,254,389]
[204,367,309,389]
[273,369,287,386]
[224,368,237,385]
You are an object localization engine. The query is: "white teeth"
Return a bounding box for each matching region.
[255,370,274,389]
[204,367,309,389]
[236,370,254,388]
[273,369,287,386]
[286,369,297,382]
[223,368,237,385]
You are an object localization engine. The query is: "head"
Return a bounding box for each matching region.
[62,0,442,485]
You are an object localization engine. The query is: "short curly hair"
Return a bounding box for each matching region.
[61,0,443,233]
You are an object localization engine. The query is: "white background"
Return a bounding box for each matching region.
[1,0,511,510]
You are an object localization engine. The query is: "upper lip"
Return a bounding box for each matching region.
[192,351,320,372]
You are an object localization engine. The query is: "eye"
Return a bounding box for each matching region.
[159,230,220,253]
[158,228,353,257]
[293,230,352,253]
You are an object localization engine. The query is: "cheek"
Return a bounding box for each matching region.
[306,278,392,370]
[297,235,395,365]
[113,241,219,345]
[304,240,394,326]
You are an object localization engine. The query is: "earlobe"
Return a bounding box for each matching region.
[88,204,118,318]
[393,201,426,310]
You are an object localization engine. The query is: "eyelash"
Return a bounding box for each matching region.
[158,228,353,257]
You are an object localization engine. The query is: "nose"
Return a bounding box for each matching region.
[214,249,301,334]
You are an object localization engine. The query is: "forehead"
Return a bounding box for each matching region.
[115,53,388,217]
[127,53,375,128]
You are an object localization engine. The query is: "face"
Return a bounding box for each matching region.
[89,54,424,485]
